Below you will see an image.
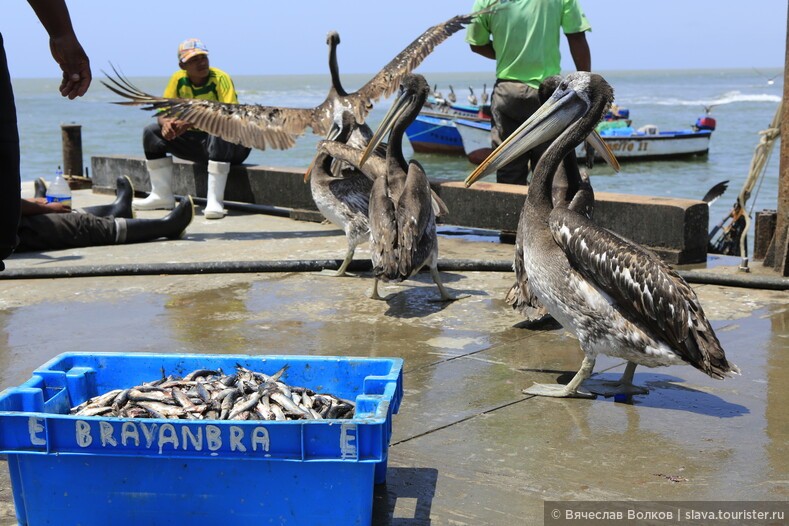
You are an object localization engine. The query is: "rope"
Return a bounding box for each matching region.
[738,99,782,264]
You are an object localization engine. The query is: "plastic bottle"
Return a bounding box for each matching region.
[46,166,72,207]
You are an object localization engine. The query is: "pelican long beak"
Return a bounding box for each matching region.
[464,88,589,187]
[585,130,620,172]
[360,87,412,167]
[303,158,316,183]
[304,121,344,182]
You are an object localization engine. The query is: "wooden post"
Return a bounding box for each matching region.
[61,124,83,178]
[776,3,789,275]
[754,210,777,260]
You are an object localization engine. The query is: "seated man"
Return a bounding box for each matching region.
[15,176,194,252]
[135,38,251,219]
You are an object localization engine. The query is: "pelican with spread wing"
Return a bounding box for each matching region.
[102,9,494,152]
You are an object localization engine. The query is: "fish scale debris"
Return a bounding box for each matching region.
[69,364,355,421]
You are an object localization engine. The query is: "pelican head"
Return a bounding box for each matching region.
[360,74,428,167]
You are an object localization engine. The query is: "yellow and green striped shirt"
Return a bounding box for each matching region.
[163,67,239,103]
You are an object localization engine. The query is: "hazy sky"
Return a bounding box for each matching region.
[2,1,786,79]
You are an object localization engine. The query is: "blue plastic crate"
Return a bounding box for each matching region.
[0,352,403,526]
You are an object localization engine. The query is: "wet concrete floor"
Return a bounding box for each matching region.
[0,186,787,524]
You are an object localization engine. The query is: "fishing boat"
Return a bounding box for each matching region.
[455,118,494,164]
[404,98,490,155]
[581,117,715,161]
[404,113,465,155]
[456,114,716,164]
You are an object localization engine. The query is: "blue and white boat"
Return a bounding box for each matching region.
[405,113,465,155]
[455,115,716,165]
[404,98,489,155]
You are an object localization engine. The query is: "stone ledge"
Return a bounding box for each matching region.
[91,155,708,264]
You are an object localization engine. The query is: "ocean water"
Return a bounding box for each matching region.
[10,68,783,242]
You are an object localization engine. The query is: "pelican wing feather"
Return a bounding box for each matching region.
[395,161,434,278]
[550,208,735,378]
[101,71,301,150]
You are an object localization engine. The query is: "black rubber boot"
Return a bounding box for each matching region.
[121,195,194,244]
[34,178,47,199]
[83,175,135,218]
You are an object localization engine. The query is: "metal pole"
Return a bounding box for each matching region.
[61,124,83,178]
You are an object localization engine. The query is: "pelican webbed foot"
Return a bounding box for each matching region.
[581,362,648,397]
[316,269,357,277]
[523,356,598,399]
[522,383,597,399]
[581,379,648,397]
[316,249,356,277]
[368,278,393,301]
[428,267,469,302]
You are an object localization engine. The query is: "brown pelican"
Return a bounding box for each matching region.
[304,111,374,277]
[507,75,614,323]
[481,83,489,105]
[465,72,740,398]
[447,85,457,103]
[468,86,478,106]
[101,10,488,151]
[359,73,462,301]
[314,137,449,220]
[432,84,444,101]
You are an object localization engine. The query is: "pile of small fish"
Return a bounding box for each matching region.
[70,364,355,421]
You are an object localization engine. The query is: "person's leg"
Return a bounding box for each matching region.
[0,35,21,268]
[203,136,251,219]
[82,175,134,218]
[137,124,210,210]
[135,121,177,210]
[15,196,194,252]
[491,81,541,185]
[16,213,117,252]
[118,196,194,243]
[34,178,47,198]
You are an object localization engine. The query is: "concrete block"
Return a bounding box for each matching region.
[91,156,316,211]
[438,182,708,263]
[91,155,709,263]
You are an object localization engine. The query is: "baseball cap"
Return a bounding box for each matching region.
[178,39,209,63]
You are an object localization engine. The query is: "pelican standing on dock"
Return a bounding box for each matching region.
[507,75,612,322]
[102,10,489,151]
[359,74,463,302]
[465,72,740,398]
[305,111,373,277]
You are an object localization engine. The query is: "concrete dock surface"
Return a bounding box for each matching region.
[0,186,787,525]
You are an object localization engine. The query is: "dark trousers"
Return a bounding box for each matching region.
[143,122,251,165]
[490,80,545,185]
[16,213,116,252]
[0,34,21,267]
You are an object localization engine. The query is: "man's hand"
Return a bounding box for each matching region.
[44,201,72,213]
[20,198,71,216]
[50,34,91,99]
[160,117,192,140]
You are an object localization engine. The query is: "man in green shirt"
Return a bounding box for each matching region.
[135,38,251,219]
[466,0,591,185]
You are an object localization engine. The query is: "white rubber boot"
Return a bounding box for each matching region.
[204,160,230,219]
[133,157,175,210]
